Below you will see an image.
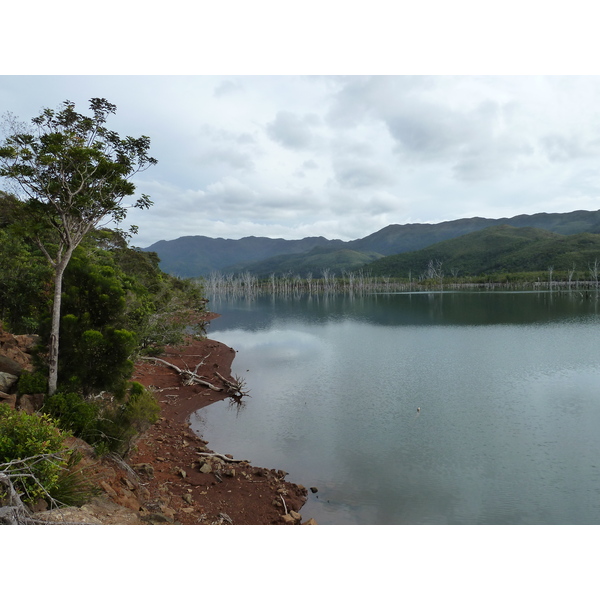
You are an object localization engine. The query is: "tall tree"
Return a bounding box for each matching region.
[0,98,157,394]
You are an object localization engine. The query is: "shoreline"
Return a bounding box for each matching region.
[127,333,311,525]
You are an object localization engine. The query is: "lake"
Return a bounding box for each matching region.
[190,291,600,524]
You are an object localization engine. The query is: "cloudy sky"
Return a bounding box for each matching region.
[3,75,600,248]
[2,2,600,249]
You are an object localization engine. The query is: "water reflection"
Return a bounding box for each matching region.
[208,290,600,330]
[192,292,600,524]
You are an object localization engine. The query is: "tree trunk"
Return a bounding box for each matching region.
[47,253,71,396]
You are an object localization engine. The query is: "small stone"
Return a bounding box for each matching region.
[182,493,193,505]
[198,462,212,474]
[133,463,154,477]
[122,477,136,491]
[141,512,174,524]
[290,510,302,522]
[30,497,48,513]
[302,518,318,525]
[281,514,296,524]
[177,468,187,478]
[310,487,318,494]
[99,481,117,497]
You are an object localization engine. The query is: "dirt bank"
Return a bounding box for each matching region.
[125,334,310,525]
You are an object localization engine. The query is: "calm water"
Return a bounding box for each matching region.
[190,291,600,524]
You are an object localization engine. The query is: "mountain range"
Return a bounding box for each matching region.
[143,209,600,278]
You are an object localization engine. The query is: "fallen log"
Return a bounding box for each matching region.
[196,451,249,464]
[138,356,223,391]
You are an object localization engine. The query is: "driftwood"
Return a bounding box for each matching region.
[214,371,250,398]
[196,451,249,464]
[0,453,81,525]
[0,471,31,524]
[139,356,222,391]
[139,356,249,397]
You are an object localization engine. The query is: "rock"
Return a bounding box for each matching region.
[121,477,136,491]
[310,487,319,493]
[0,355,22,376]
[99,481,118,497]
[198,461,212,474]
[13,334,40,352]
[290,510,302,522]
[162,506,176,519]
[64,436,96,459]
[140,512,174,524]
[30,498,49,513]
[0,372,18,393]
[117,493,141,512]
[176,468,187,478]
[182,493,193,505]
[137,486,151,502]
[35,496,143,525]
[16,393,45,413]
[0,392,16,409]
[133,463,155,477]
[281,513,296,524]
[0,340,32,371]
[302,518,318,525]
[36,507,104,525]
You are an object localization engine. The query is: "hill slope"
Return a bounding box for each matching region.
[365,225,600,277]
[144,235,345,278]
[224,246,384,278]
[144,209,600,277]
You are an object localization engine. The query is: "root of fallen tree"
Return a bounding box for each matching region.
[139,355,249,398]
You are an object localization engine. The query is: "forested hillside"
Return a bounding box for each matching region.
[145,209,600,278]
[364,225,600,278]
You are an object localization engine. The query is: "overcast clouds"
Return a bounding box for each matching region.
[3,75,600,248]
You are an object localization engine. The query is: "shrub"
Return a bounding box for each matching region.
[0,404,69,503]
[84,382,160,456]
[42,392,99,439]
[50,451,99,507]
[17,370,47,396]
[94,382,160,456]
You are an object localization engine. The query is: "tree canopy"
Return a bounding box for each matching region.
[0,98,157,394]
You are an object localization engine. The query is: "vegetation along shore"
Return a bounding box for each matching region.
[0,98,309,525]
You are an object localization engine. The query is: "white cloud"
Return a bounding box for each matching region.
[4,74,600,248]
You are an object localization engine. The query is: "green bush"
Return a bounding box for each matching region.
[17,370,47,396]
[0,404,69,503]
[94,382,160,456]
[42,392,99,439]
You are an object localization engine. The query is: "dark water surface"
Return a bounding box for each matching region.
[190,291,600,524]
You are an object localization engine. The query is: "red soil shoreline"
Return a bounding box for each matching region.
[127,329,310,525]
